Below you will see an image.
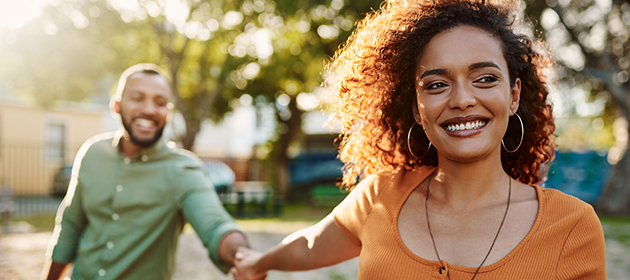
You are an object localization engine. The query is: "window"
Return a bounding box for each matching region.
[45,123,66,163]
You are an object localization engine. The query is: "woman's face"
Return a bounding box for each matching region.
[414,25,521,163]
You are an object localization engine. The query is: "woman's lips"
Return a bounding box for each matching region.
[440,115,489,136]
[444,120,487,132]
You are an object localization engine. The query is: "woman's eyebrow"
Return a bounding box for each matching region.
[469,61,502,71]
[419,62,501,79]
[420,68,449,79]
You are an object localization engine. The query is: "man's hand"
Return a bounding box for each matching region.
[218,231,249,267]
[230,247,268,280]
[42,260,69,280]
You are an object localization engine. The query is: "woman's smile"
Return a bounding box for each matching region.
[415,25,521,161]
[441,115,489,136]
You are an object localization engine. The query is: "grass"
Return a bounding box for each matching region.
[600,216,630,246]
[5,202,334,234]
[599,216,630,225]
[11,209,630,247]
[232,203,336,234]
[9,213,56,232]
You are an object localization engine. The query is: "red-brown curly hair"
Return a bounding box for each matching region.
[322,0,555,189]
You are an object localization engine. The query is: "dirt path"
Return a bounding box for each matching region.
[1,222,627,280]
[0,221,359,280]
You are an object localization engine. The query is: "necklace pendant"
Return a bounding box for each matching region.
[425,172,512,280]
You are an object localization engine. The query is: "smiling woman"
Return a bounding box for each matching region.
[229,1,606,279]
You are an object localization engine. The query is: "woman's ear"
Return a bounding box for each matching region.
[412,96,422,124]
[510,78,521,115]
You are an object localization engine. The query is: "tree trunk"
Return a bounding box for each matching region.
[592,82,630,215]
[595,114,630,215]
[272,95,303,210]
[180,115,201,151]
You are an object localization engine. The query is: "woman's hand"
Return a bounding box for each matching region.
[230,214,360,279]
[230,247,268,280]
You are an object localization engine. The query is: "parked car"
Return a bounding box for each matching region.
[287,151,346,204]
[289,152,343,188]
[52,165,72,197]
[203,160,235,190]
[52,160,235,197]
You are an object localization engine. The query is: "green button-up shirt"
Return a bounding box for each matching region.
[51,131,240,279]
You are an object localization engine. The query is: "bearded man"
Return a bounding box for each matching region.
[43,63,248,279]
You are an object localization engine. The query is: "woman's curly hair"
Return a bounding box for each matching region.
[322,0,555,189]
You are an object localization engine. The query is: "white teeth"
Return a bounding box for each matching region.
[136,119,155,128]
[446,120,486,132]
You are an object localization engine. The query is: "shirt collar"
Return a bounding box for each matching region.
[111,129,167,162]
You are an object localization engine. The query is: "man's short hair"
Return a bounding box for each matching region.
[114,63,171,101]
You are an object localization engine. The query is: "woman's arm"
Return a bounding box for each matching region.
[231,213,361,279]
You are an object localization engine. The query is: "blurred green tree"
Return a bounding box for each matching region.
[247,0,382,201]
[0,0,382,203]
[523,0,630,214]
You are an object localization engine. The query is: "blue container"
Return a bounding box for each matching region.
[544,151,611,204]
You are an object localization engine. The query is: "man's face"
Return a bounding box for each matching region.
[115,72,172,148]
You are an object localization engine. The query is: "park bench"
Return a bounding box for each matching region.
[311,184,348,206]
[218,181,271,217]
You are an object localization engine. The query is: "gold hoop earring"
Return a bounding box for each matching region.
[407,122,432,158]
[502,113,524,153]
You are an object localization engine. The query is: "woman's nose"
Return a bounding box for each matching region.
[448,83,477,110]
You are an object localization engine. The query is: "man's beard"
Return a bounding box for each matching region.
[120,109,164,148]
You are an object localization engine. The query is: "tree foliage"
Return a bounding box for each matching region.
[0,0,382,199]
[523,0,630,214]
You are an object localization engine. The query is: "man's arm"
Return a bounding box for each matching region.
[178,169,245,273]
[42,260,69,280]
[41,175,86,279]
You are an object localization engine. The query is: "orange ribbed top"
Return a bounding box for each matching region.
[333,166,607,279]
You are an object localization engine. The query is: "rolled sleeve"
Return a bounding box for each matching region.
[179,173,241,273]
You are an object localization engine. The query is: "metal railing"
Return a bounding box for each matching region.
[0,141,268,217]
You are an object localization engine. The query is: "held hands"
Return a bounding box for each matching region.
[230,247,268,280]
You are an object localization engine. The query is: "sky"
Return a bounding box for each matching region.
[0,0,54,34]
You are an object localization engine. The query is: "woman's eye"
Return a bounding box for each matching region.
[476,75,498,83]
[425,81,447,90]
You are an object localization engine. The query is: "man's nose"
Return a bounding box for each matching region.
[139,99,158,115]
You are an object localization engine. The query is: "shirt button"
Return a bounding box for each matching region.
[124,157,130,164]
[115,185,123,192]
[98,268,106,276]
[141,155,149,162]
[107,241,114,249]
[439,267,446,274]
[112,213,119,221]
